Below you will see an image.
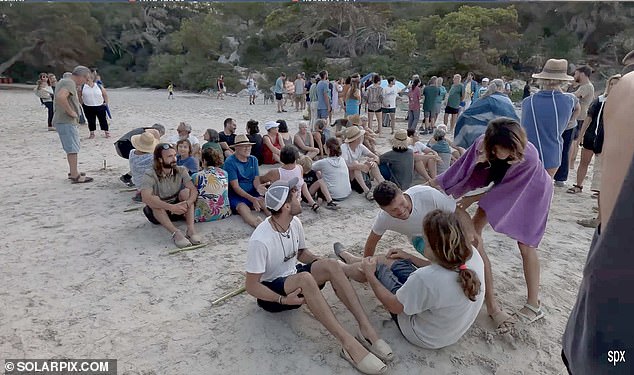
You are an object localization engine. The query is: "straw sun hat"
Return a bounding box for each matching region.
[391,129,409,149]
[532,59,574,81]
[131,130,159,153]
[230,134,255,148]
[344,126,365,143]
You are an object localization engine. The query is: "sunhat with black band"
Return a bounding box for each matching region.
[230,134,256,148]
[532,59,574,81]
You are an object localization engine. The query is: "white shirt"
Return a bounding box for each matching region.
[396,249,485,349]
[245,217,306,282]
[167,134,200,146]
[341,143,373,165]
[81,83,105,107]
[312,156,352,200]
[371,185,456,239]
[408,141,430,154]
[382,85,398,108]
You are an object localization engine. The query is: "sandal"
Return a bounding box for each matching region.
[566,184,583,194]
[325,200,340,210]
[68,172,86,180]
[489,310,517,334]
[70,174,94,184]
[340,348,386,375]
[186,232,203,245]
[355,334,394,362]
[365,191,374,201]
[311,203,320,212]
[515,302,545,324]
[172,231,192,249]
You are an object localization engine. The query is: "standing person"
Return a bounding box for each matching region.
[407,78,421,132]
[568,65,595,170]
[79,72,110,139]
[216,75,225,100]
[341,126,385,200]
[422,76,439,134]
[140,142,201,248]
[567,75,621,197]
[462,72,477,112]
[312,138,352,200]
[522,80,531,99]
[34,72,55,131]
[521,59,577,177]
[293,73,305,111]
[244,178,391,375]
[48,73,57,92]
[345,76,362,117]
[444,74,464,133]
[53,65,93,184]
[246,73,257,105]
[308,76,320,127]
[284,76,295,108]
[316,70,331,121]
[433,77,447,128]
[331,78,342,114]
[477,78,489,98]
[381,76,398,135]
[246,119,264,165]
[218,117,237,158]
[366,74,383,135]
[430,118,553,325]
[274,72,287,113]
[553,91,581,187]
[167,82,174,99]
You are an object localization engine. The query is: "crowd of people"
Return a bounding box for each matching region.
[42,52,633,374]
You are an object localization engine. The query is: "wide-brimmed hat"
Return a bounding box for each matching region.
[131,130,159,153]
[391,129,409,149]
[264,121,279,131]
[344,126,365,143]
[532,59,574,81]
[347,114,361,126]
[231,134,255,148]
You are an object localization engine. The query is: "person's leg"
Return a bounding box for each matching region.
[45,102,54,128]
[313,179,333,202]
[67,153,79,178]
[575,148,595,188]
[554,128,574,182]
[450,113,458,132]
[546,168,558,178]
[306,149,319,160]
[351,170,369,193]
[407,110,414,131]
[283,272,372,364]
[443,111,449,127]
[179,189,198,238]
[368,164,384,184]
[235,202,262,228]
[414,160,431,181]
[389,112,396,133]
[84,105,97,136]
[517,242,541,316]
[310,258,383,346]
[96,107,109,131]
[148,206,189,243]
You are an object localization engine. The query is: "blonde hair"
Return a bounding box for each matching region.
[296,155,313,174]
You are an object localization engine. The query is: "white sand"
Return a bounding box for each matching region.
[0,87,595,374]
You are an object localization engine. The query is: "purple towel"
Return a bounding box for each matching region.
[437,135,552,247]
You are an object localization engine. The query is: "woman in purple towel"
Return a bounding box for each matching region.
[430,117,552,324]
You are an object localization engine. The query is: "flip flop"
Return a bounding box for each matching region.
[489,310,517,334]
[515,302,545,324]
[333,242,347,264]
[355,334,394,362]
[172,231,192,249]
[340,348,386,375]
[70,175,93,184]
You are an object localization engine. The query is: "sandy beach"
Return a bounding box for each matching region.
[0,86,596,374]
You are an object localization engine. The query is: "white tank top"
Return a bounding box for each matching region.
[82,83,104,107]
[278,165,304,198]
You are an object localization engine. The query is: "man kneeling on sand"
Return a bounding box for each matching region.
[245,178,392,375]
[140,143,202,248]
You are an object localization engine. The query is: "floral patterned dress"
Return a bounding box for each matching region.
[192,167,231,222]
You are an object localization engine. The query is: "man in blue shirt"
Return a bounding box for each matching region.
[316,70,331,120]
[274,73,287,113]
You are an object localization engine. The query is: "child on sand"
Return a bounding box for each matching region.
[176,139,199,175]
[296,155,340,210]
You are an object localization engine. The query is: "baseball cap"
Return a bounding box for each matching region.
[265,177,299,211]
[482,77,489,82]
[264,121,279,131]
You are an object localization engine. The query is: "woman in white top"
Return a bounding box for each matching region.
[312,137,352,200]
[261,145,321,212]
[79,72,110,138]
[340,126,384,200]
[34,73,55,130]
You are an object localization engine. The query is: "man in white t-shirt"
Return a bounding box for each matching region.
[356,181,513,333]
[167,121,201,159]
[244,178,391,374]
[341,126,384,200]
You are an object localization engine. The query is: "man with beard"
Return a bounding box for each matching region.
[140,143,202,248]
[569,65,595,168]
[219,117,238,158]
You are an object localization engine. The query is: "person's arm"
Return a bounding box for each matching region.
[297,248,320,264]
[457,192,485,210]
[219,141,230,151]
[54,88,78,119]
[301,182,317,206]
[100,86,109,105]
[362,258,404,314]
[246,272,304,306]
[323,89,331,112]
[141,188,187,214]
[578,115,592,140]
[229,180,261,207]
[454,206,481,249]
[294,134,310,152]
[363,230,382,257]
[363,146,381,163]
[263,135,281,156]
[182,176,199,207]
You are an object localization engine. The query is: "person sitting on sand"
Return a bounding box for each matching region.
[218,118,237,158]
[223,134,269,228]
[429,117,552,325]
[246,119,264,165]
[427,124,465,162]
[311,137,352,201]
[115,123,165,187]
[167,122,201,160]
[140,143,202,249]
[407,129,440,182]
[341,126,384,201]
[262,121,284,164]
[293,121,320,160]
[192,148,231,223]
[276,120,293,147]
[245,178,392,375]
[428,128,453,174]
[260,145,322,212]
[202,129,224,157]
[334,210,485,349]
[176,139,199,175]
[378,130,415,190]
[129,129,160,200]
[360,181,511,332]
[296,155,340,210]
[312,119,330,157]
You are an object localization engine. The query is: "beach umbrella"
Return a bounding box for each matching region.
[360,72,376,84]
[380,79,406,91]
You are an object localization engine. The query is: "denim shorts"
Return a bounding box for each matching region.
[375,259,417,294]
[317,108,329,119]
[55,123,81,154]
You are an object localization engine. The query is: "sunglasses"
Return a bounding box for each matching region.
[283,249,297,262]
[157,143,174,150]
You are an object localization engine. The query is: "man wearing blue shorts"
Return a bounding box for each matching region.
[316,70,331,120]
[223,134,268,228]
[53,65,93,183]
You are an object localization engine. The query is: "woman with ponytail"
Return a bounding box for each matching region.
[336,209,485,349]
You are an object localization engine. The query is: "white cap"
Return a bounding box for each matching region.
[482,77,490,82]
[264,121,279,131]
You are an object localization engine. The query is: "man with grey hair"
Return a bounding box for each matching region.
[53,65,93,183]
